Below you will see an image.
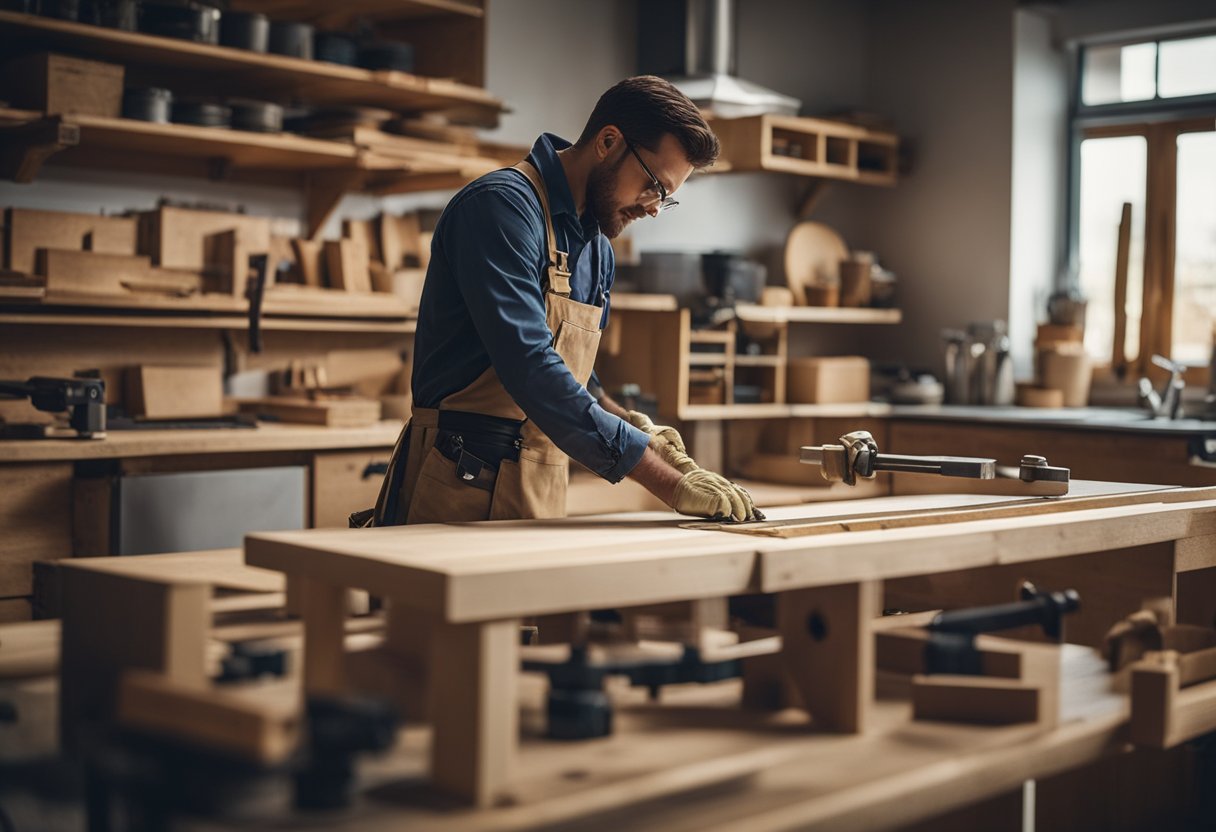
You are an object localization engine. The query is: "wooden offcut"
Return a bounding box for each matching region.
[139,206,271,272]
[324,237,372,292]
[238,396,381,427]
[125,364,224,420]
[5,207,137,273]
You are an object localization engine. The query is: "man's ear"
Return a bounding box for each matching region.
[597,126,622,160]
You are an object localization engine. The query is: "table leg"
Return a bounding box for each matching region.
[428,618,519,807]
[300,576,348,697]
[778,580,880,732]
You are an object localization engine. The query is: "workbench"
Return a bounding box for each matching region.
[244,480,1216,827]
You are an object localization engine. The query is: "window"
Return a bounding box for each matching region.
[1072,32,1216,382]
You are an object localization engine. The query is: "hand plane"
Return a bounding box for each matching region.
[800,430,1070,495]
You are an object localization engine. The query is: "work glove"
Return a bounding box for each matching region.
[625,410,699,474]
[838,430,879,486]
[673,469,762,522]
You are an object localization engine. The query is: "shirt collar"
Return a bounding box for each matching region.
[526,133,578,220]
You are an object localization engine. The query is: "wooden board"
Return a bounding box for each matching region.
[4,207,137,273]
[239,396,382,427]
[312,449,394,528]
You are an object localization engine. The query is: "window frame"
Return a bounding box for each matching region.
[1067,32,1216,386]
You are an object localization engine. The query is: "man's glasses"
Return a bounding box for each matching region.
[625,139,678,214]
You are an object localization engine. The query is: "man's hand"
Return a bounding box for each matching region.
[673,469,760,522]
[627,446,763,522]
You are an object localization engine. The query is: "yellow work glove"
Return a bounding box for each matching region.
[838,430,879,486]
[673,469,761,522]
[625,410,697,474]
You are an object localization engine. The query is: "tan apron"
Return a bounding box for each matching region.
[372,160,604,525]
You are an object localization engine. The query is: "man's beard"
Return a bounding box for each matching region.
[587,154,628,239]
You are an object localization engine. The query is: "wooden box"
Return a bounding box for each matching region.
[0,52,123,117]
[786,356,870,404]
[126,365,224,420]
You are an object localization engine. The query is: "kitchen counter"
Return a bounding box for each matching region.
[891,404,1216,438]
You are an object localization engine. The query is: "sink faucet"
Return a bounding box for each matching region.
[1138,355,1186,419]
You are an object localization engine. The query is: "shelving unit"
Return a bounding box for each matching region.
[0,6,513,235]
[709,114,899,186]
[599,303,902,421]
[0,10,500,121]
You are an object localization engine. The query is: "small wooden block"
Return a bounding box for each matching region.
[324,238,371,292]
[202,228,250,296]
[912,675,1044,725]
[342,218,382,265]
[37,249,152,295]
[117,670,301,764]
[291,238,323,287]
[125,365,224,420]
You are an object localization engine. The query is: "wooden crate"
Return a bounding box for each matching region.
[0,52,123,117]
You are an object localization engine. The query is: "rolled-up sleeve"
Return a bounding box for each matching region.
[437,186,649,482]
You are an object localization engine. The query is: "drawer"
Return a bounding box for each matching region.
[312,450,392,528]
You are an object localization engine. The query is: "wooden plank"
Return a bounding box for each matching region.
[1112,201,1132,375]
[117,670,300,763]
[238,396,382,427]
[777,580,879,732]
[428,618,519,806]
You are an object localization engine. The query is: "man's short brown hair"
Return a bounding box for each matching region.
[576,75,719,169]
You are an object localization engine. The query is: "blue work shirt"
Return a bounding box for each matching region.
[411,133,649,483]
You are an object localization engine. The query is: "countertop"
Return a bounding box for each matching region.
[0,420,404,463]
[890,404,1216,437]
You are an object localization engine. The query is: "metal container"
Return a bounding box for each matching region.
[269,20,314,60]
[220,11,269,52]
[122,86,173,123]
[942,322,1014,406]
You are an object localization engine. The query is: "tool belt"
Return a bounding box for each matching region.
[433,409,524,492]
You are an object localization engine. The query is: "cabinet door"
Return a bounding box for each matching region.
[0,463,73,599]
[312,450,392,528]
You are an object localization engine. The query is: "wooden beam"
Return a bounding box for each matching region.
[778,580,880,732]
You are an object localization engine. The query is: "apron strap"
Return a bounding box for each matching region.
[513,160,572,297]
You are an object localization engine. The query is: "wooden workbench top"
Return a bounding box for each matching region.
[0,420,404,462]
[246,481,1216,623]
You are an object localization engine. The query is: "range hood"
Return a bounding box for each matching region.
[638,0,801,118]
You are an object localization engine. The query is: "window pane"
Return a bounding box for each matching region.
[1159,35,1216,98]
[1082,42,1157,105]
[1078,136,1147,364]
[1173,131,1216,365]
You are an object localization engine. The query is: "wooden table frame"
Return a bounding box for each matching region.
[244,483,1216,808]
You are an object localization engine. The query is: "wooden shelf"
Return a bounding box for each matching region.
[735,304,902,325]
[231,0,484,22]
[0,108,508,233]
[0,11,502,124]
[0,309,415,334]
[710,114,899,185]
[678,402,892,421]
